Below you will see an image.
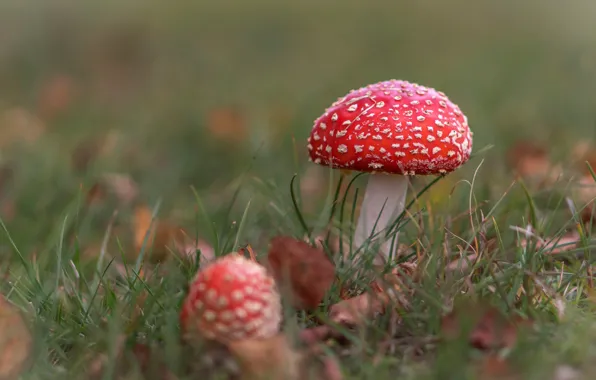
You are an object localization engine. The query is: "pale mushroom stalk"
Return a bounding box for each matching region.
[353,173,408,265]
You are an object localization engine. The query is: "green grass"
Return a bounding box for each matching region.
[1,1,596,379]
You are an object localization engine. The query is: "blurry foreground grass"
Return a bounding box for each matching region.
[1,1,596,379]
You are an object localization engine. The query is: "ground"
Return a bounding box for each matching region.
[1,1,596,379]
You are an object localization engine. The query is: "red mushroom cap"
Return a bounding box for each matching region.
[307,80,473,175]
[180,254,282,342]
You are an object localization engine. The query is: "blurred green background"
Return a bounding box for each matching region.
[0,0,595,253]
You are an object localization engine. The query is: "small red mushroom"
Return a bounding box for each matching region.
[180,254,282,342]
[307,80,473,264]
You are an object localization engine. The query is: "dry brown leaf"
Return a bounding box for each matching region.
[85,173,139,206]
[299,325,334,346]
[206,106,247,143]
[101,173,139,204]
[441,302,533,351]
[572,174,596,222]
[0,296,32,379]
[328,292,389,327]
[477,354,519,380]
[267,236,336,310]
[506,140,561,185]
[227,334,301,380]
[376,262,417,304]
[37,74,77,120]
[572,141,591,164]
[133,205,182,263]
[133,204,214,264]
[0,108,45,149]
[519,231,580,255]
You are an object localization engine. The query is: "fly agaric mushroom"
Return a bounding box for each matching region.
[307,80,472,265]
[180,254,282,342]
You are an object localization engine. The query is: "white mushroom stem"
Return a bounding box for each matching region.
[353,173,408,266]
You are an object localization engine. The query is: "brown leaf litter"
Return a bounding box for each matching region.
[133,204,214,264]
[506,140,562,186]
[440,301,533,351]
[267,235,336,310]
[0,295,33,379]
[518,228,580,256]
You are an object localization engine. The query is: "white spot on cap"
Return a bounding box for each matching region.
[235,308,247,319]
[331,113,338,121]
[348,104,358,112]
[231,290,243,301]
[217,296,228,307]
[320,122,327,130]
[432,147,441,154]
[245,301,261,313]
[203,310,217,322]
[206,289,217,301]
[338,144,348,153]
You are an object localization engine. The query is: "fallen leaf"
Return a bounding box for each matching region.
[374,262,418,307]
[506,140,561,185]
[37,74,77,120]
[441,301,533,351]
[518,230,580,255]
[267,236,336,310]
[133,205,182,263]
[85,173,139,206]
[328,291,389,327]
[132,204,214,264]
[573,174,596,222]
[572,141,591,164]
[206,106,247,143]
[299,325,334,346]
[0,107,45,149]
[0,295,33,379]
[101,173,139,204]
[477,354,518,380]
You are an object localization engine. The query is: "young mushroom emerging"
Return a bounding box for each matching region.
[180,254,282,343]
[307,80,473,265]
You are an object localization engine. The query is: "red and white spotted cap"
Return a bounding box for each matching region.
[307,80,473,175]
[180,254,282,342]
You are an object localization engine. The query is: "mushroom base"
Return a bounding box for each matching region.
[353,173,408,266]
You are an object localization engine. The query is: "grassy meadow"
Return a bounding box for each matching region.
[1,1,596,379]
